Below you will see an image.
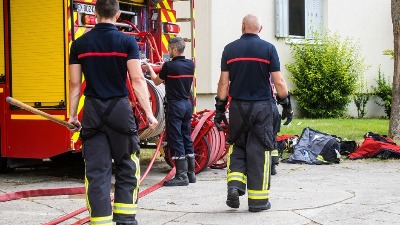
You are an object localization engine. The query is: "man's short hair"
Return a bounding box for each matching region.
[168,37,185,54]
[95,0,120,19]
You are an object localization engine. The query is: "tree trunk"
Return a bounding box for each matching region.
[390,0,400,142]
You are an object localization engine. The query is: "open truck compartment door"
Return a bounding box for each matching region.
[1,0,70,160]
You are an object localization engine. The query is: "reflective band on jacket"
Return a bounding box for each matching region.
[271,149,279,157]
[226,57,270,65]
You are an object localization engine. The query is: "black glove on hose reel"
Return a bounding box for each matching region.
[214,97,229,131]
[277,92,293,126]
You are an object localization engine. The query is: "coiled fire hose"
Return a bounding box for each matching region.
[2,84,229,224]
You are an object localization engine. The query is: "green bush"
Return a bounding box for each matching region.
[353,93,371,118]
[286,32,366,118]
[372,66,392,118]
[353,78,371,118]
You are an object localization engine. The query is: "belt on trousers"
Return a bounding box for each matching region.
[80,97,136,142]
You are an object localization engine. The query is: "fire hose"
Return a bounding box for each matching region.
[0,108,227,224]
[0,132,175,225]
[3,83,229,224]
[1,20,230,224]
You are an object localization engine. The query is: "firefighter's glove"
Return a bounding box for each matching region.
[277,93,293,126]
[214,97,228,131]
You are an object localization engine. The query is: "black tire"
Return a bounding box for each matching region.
[0,156,10,173]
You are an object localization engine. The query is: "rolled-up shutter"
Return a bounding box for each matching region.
[275,0,289,37]
[10,0,65,107]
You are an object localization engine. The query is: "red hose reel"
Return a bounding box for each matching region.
[163,109,229,173]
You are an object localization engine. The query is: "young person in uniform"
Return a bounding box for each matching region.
[68,0,158,224]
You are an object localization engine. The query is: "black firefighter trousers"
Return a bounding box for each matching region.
[227,99,277,208]
[80,97,140,225]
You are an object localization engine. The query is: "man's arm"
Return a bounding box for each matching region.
[217,71,230,100]
[214,71,230,130]
[271,71,292,125]
[127,59,158,129]
[68,64,82,132]
[271,71,288,99]
[143,62,164,86]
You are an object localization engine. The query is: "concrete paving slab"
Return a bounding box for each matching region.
[0,159,399,225]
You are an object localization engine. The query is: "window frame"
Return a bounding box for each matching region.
[275,0,323,39]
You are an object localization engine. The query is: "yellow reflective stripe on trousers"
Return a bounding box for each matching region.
[248,189,269,200]
[263,151,271,190]
[316,155,327,162]
[131,152,140,204]
[84,163,92,214]
[113,203,138,214]
[227,172,247,183]
[90,215,113,225]
[271,149,279,157]
[226,144,233,174]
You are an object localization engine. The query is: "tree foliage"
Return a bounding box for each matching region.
[372,66,392,118]
[286,32,367,118]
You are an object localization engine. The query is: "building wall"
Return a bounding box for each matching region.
[176,0,393,117]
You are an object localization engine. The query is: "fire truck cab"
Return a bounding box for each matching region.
[0,0,186,172]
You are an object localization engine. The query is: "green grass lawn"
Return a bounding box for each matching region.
[279,118,390,144]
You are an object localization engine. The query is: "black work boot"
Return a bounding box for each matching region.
[186,155,196,183]
[249,201,271,212]
[164,158,189,186]
[271,163,277,175]
[226,187,240,208]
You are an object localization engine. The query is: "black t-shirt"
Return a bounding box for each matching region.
[69,23,139,99]
[221,33,280,101]
[159,56,195,101]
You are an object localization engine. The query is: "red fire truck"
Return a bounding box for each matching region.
[0,0,189,172]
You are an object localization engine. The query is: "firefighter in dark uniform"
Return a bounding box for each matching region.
[144,37,195,186]
[68,1,158,224]
[214,14,293,212]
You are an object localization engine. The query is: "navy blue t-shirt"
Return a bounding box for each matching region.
[69,23,139,99]
[159,56,194,101]
[221,33,280,101]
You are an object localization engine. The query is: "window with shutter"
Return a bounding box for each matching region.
[276,0,322,38]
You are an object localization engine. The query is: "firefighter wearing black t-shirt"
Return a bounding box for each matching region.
[144,37,195,186]
[214,14,293,212]
[68,1,158,224]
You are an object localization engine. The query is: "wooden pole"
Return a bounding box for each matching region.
[6,97,76,130]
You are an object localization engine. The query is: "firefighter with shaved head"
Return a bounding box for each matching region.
[68,0,158,224]
[214,14,292,212]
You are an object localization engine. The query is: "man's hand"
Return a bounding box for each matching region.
[214,97,228,131]
[281,104,293,125]
[147,114,159,130]
[277,93,293,126]
[214,111,228,131]
[67,116,82,132]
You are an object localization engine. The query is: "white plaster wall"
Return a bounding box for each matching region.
[324,0,392,117]
[176,0,393,117]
